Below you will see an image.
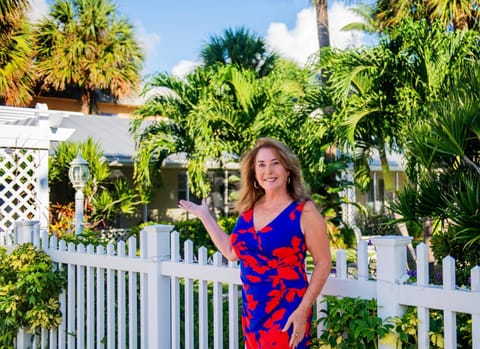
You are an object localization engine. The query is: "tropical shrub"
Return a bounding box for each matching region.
[49,138,144,232]
[311,297,473,348]
[0,244,65,346]
[312,296,393,349]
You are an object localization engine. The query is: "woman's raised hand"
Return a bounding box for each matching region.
[178,198,210,219]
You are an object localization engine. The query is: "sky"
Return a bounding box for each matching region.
[29,0,371,79]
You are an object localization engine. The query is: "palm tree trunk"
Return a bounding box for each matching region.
[378,147,394,199]
[315,0,330,49]
[80,87,97,115]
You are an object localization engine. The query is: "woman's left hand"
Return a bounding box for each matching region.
[178,198,210,220]
[282,307,308,349]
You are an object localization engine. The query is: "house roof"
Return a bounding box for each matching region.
[0,104,404,170]
[57,114,141,165]
[56,113,239,169]
[0,104,139,164]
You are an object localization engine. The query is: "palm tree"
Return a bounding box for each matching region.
[319,17,479,261]
[0,0,34,105]
[390,63,480,277]
[200,27,278,77]
[313,0,330,49]
[375,0,479,31]
[322,18,479,194]
[133,61,307,197]
[341,3,381,34]
[427,0,479,30]
[0,0,28,18]
[33,0,144,115]
[133,28,301,196]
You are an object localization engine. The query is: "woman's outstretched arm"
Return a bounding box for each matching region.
[178,199,238,261]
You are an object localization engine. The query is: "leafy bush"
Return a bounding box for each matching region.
[130,215,239,258]
[58,229,112,247]
[431,226,480,287]
[0,244,66,346]
[312,297,473,348]
[171,215,238,257]
[355,211,398,236]
[49,202,79,238]
[312,296,393,349]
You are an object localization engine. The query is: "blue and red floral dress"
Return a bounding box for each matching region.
[231,201,311,349]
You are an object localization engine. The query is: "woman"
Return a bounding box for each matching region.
[178,137,331,349]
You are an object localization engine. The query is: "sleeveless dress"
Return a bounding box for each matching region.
[230,201,311,349]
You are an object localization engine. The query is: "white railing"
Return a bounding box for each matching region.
[1,221,479,349]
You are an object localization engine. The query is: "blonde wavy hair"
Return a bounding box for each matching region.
[235,137,310,213]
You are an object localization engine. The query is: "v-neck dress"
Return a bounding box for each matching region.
[230,201,311,349]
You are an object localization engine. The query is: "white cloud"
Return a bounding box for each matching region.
[27,0,50,23]
[172,60,201,78]
[265,1,366,67]
[329,2,366,50]
[134,22,161,75]
[134,21,161,75]
[265,8,318,67]
[168,1,368,76]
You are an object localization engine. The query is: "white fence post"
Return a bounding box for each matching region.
[372,236,412,349]
[13,220,39,245]
[13,220,39,349]
[140,224,174,349]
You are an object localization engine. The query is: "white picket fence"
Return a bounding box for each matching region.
[1,221,479,349]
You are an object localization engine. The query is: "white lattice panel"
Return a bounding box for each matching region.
[0,148,40,233]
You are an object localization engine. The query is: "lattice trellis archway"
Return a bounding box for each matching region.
[0,148,41,231]
[0,104,74,236]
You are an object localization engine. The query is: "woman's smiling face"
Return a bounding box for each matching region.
[254,147,290,193]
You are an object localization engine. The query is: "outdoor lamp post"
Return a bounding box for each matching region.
[68,152,90,235]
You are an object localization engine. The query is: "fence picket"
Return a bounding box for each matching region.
[106,244,116,349]
[127,237,138,349]
[40,328,47,349]
[76,244,86,349]
[443,256,457,349]
[416,243,430,349]
[96,245,106,349]
[184,240,195,349]
[117,241,126,349]
[336,249,347,279]
[67,242,76,348]
[171,230,181,349]
[86,245,95,349]
[357,239,368,281]
[198,246,209,349]
[472,266,480,349]
[57,239,67,348]
[228,260,239,349]
[213,252,224,349]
